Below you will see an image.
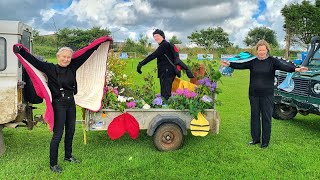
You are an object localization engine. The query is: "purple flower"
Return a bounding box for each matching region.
[156,93,161,97]
[126,101,136,108]
[201,95,213,102]
[152,96,163,106]
[205,81,211,87]
[198,79,205,84]
[211,82,217,89]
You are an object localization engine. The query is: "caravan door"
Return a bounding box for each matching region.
[0,20,32,125]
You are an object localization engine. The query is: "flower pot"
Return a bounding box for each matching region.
[190,64,205,84]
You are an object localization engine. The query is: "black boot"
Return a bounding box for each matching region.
[50,165,62,173]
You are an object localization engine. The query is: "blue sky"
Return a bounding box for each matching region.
[253,0,266,19]
[51,0,73,10]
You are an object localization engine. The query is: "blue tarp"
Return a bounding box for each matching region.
[219,51,256,76]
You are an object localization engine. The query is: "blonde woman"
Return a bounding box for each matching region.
[220,40,308,148]
[13,37,110,173]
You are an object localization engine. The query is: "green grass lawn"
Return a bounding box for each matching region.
[1,59,320,179]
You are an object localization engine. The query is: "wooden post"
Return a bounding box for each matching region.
[0,125,5,156]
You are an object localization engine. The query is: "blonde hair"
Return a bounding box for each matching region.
[255,39,270,52]
[56,47,74,55]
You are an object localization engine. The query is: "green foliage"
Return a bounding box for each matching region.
[188,27,232,50]
[169,35,182,44]
[282,0,320,46]
[244,27,279,47]
[56,27,111,49]
[129,71,158,105]
[32,45,57,58]
[121,35,150,55]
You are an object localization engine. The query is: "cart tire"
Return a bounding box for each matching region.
[153,123,183,151]
[0,125,5,156]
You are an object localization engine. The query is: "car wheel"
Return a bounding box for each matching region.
[153,123,183,151]
[273,103,298,120]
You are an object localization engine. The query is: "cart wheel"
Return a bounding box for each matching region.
[153,123,183,151]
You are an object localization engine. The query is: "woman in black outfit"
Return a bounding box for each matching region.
[220,40,308,148]
[14,38,107,173]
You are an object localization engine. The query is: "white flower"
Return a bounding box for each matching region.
[142,104,151,109]
[127,97,134,101]
[123,74,127,78]
[117,96,127,103]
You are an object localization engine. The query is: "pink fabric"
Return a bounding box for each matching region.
[13,44,54,131]
[107,113,140,140]
[13,36,113,131]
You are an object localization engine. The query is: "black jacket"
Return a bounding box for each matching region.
[19,47,98,99]
[140,40,176,78]
[229,56,296,97]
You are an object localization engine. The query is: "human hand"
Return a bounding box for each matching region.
[13,45,22,53]
[220,60,230,67]
[295,66,308,72]
[137,62,143,74]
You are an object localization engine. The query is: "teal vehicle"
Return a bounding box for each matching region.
[273,36,320,120]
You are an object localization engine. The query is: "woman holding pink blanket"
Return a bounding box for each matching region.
[13,36,110,173]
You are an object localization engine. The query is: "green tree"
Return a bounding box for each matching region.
[56,27,111,49]
[282,0,320,47]
[122,37,148,55]
[187,27,232,50]
[169,35,182,44]
[244,27,278,47]
[138,34,148,47]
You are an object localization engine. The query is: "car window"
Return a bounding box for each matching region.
[309,49,320,66]
[0,37,6,71]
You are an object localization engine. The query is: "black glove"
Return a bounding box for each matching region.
[13,45,22,53]
[137,62,143,74]
[185,69,195,78]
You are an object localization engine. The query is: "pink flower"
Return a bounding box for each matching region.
[113,88,119,96]
[103,87,108,94]
[190,92,197,98]
[184,91,193,98]
[126,101,136,108]
[176,88,184,95]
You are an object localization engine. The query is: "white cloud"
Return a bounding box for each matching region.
[180,2,233,22]
[40,9,57,22]
[1,0,316,48]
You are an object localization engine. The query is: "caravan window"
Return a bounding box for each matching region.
[0,37,6,71]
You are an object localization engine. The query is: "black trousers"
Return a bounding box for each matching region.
[249,95,274,145]
[159,70,175,100]
[50,96,76,166]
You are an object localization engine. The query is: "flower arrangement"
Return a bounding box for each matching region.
[167,77,217,119]
[101,52,222,118]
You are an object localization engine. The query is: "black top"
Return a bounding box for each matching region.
[19,47,98,99]
[229,56,296,97]
[140,40,175,78]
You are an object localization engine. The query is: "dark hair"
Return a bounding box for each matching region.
[153,29,165,39]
